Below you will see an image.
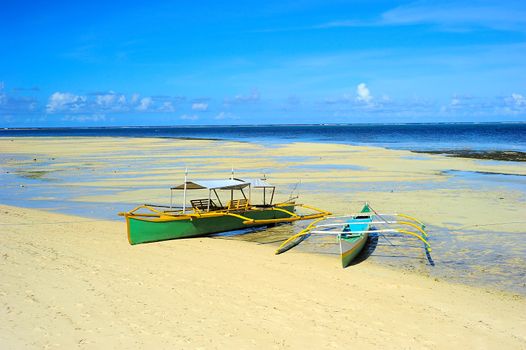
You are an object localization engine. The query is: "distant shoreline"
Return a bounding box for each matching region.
[2,120,526,130]
[412,149,526,162]
[1,132,525,162]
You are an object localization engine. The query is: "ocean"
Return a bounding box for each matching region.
[2,122,525,152]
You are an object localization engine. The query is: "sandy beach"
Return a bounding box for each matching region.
[4,0,526,346]
[1,136,525,348]
[1,204,525,349]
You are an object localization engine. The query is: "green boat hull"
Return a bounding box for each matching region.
[126,205,295,245]
[340,233,369,268]
[340,204,372,268]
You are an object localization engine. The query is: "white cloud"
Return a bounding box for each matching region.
[92,92,128,112]
[380,1,526,31]
[356,83,373,104]
[316,1,526,32]
[130,93,140,104]
[511,93,525,106]
[192,102,208,111]
[159,101,175,112]
[136,97,152,111]
[499,93,526,115]
[4,90,191,118]
[214,112,238,120]
[61,113,106,122]
[439,93,526,117]
[0,92,40,115]
[235,89,260,102]
[224,89,261,105]
[96,94,116,107]
[46,92,87,113]
[180,114,199,121]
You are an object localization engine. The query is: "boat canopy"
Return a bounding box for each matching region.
[171,179,249,191]
[235,178,274,188]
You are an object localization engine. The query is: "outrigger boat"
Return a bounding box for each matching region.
[119,173,331,245]
[276,203,431,268]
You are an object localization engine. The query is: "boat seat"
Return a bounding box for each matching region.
[191,199,220,212]
[227,198,250,211]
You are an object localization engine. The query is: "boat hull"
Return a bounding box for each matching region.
[126,205,295,245]
[340,232,369,268]
[340,204,373,267]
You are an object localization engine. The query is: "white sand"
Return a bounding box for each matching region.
[0,205,525,349]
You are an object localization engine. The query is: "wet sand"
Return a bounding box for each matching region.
[1,137,524,233]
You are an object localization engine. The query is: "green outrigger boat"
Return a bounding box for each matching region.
[276,203,431,268]
[119,176,330,245]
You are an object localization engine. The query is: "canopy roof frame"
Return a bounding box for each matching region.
[171,179,250,191]
[170,176,276,212]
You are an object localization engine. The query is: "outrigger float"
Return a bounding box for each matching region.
[276,203,431,268]
[119,173,331,245]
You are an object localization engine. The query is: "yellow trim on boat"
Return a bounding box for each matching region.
[272,207,300,218]
[275,216,327,254]
[397,221,429,238]
[243,212,327,225]
[297,204,332,216]
[397,213,426,229]
[120,202,330,227]
[341,233,368,259]
[224,212,254,221]
[396,229,431,250]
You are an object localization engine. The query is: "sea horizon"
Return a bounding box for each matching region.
[3,122,525,153]
[3,120,526,130]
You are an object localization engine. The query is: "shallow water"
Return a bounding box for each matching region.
[444,170,526,192]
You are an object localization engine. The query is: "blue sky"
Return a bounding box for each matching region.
[1,0,525,126]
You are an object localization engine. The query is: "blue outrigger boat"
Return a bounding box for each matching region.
[276,203,431,268]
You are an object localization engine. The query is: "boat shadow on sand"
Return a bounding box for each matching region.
[348,232,435,267]
[347,233,379,266]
